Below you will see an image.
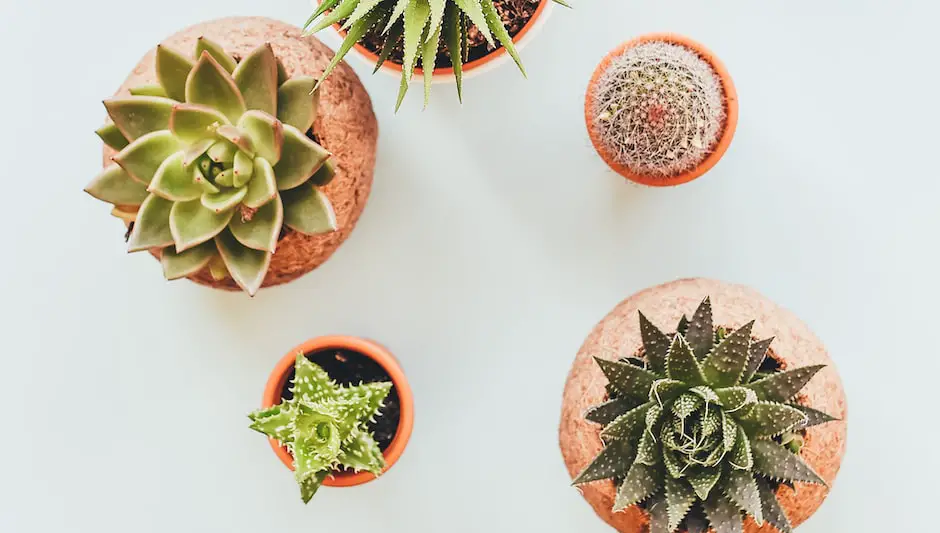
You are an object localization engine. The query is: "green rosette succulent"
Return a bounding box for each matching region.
[574,297,838,533]
[305,0,569,110]
[85,38,338,295]
[249,354,391,503]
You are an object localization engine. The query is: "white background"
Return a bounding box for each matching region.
[0,0,936,531]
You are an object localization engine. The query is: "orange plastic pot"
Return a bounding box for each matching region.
[261,336,415,487]
[585,33,739,187]
[329,0,553,81]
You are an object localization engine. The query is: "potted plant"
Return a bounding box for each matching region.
[306,0,569,109]
[250,336,414,501]
[84,17,378,296]
[559,278,847,533]
[585,34,738,187]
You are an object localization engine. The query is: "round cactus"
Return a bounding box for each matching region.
[589,40,727,179]
[85,38,337,296]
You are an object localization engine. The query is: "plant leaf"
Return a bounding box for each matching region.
[746,365,826,403]
[85,164,149,206]
[736,402,807,437]
[687,467,722,500]
[571,438,633,485]
[291,353,339,403]
[305,0,342,29]
[233,151,254,188]
[308,0,361,34]
[756,478,792,533]
[601,402,651,440]
[104,96,175,141]
[789,404,839,429]
[186,51,246,124]
[194,37,237,73]
[442,3,463,102]
[742,337,774,383]
[148,151,204,201]
[276,77,319,133]
[666,335,706,386]
[337,428,386,475]
[686,297,714,359]
[230,194,283,253]
[729,426,753,470]
[722,469,763,525]
[169,103,230,144]
[307,158,336,187]
[298,471,329,504]
[594,357,657,401]
[160,240,216,280]
[243,157,278,208]
[96,123,130,151]
[585,397,639,426]
[170,199,234,251]
[112,130,182,184]
[703,492,744,533]
[637,311,670,375]
[215,229,272,296]
[233,43,278,115]
[613,462,661,511]
[702,321,754,387]
[342,0,384,30]
[452,0,493,46]
[182,138,216,167]
[155,44,193,101]
[127,194,174,252]
[207,140,237,163]
[420,19,442,108]
[273,125,331,190]
[750,440,826,485]
[480,0,524,75]
[130,84,169,97]
[649,379,687,406]
[200,187,248,214]
[635,429,659,466]
[395,0,431,111]
[281,184,338,235]
[248,403,295,443]
[215,169,235,187]
[237,110,284,165]
[648,493,671,533]
[715,387,758,413]
[665,477,696,530]
[215,125,255,157]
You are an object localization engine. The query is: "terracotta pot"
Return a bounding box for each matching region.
[559,278,847,533]
[585,34,738,187]
[262,336,415,487]
[102,17,378,292]
[327,0,554,83]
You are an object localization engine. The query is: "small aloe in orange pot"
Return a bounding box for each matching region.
[250,336,414,501]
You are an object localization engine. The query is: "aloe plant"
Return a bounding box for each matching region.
[306,0,569,110]
[573,297,838,533]
[249,354,392,502]
[85,38,338,295]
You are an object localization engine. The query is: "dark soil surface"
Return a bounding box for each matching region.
[356,0,541,69]
[280,348,401,452]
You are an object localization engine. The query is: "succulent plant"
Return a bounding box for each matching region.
[85,38,338,295]
[249,354,392,503]
[306,0,569,109]
[590,40,726,178]
[573,297,838,533]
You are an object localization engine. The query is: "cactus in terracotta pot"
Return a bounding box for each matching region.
[85,38,338,296]
[249,354,392,502]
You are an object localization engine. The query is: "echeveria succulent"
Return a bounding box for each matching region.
[306,0,569,109]
[86,38,338,295]
[249,354,391,502]
[573,297,837,533]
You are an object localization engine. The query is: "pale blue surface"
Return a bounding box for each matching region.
[0,0,937,531]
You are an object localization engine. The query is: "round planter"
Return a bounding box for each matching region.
[102,16,378,292]
[559,278,847,533]
[585,34,738,187]
[262,336,414,487]
[328,0,554,83]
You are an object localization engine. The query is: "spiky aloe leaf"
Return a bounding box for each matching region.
[585,397,639,426]
[648,493,671,533]
[662,448,683,479]
[442,3,463,101]
[299,471,329,504]
[321,6,389,90]
[479,0,524,75]
[215,229,271,296]
[233,43,278,115]
[736,402,807,437]
[722,469,763,525]
[715,387,758,413]
[308,0,361,34]
[672,392,703,419]
[113,130,182,184]
[169,103,230,144]
[666,335,706,386]
[248,403,295,443]
[375,19,405,73]
[649,379,687,406]
[665,477,695,530]
[756,478,792,533]
[85,164,149,206]
[452,0,493,46]
[230,195,283,253]
[160,240,216,280]
[746,365,825,403]
[750,440,826,485]
[614,462,661,511]
[742,337,774,383]
[282,184,338,235]
[687,468,722,500]
[635,430,659,466]
[595,357,658,401]
[96,123,129,151]
[148,152,203,202]
[186,52,246,124]
[420,22,442,108]
[343,0,385,30]
[305,0,342,29]
[273,125,331,190]
[337,428,385,474]
[292,353,339,402]
[638,312,670,374]
[395,0,431,111]
[276,77,319,133]
[170,199,234,251]
[790,404,839,429]
[703,492,744,533]
[601,402,652,440]
[243,157,278,209]
[702,321,754,387]
[155,44,193,102]
[194,37,237,73]
[685,297,714,359]
[104,96,175,141]
[572,438,634,485]
[127,194,174,252]
[721,412,738,452]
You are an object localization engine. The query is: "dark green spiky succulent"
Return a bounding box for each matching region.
[573,297,838,533]
[249,354,391,503]
[305,0,569,110]
[85,38,338,295]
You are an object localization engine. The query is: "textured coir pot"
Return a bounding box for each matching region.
[262,336,414,487]
[559,278,846,532]
[102,17,378,291]
[585,34,738,187]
